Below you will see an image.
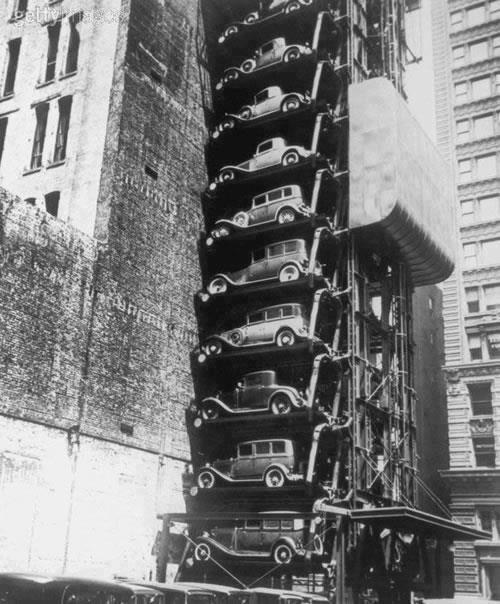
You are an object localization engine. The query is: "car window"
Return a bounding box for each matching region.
[268,243,283,258]
[253,194,266,206]
[272,441,286,454]
[266,308,281,320]
[253,248,265,262]
[244,374,263,387]
[258,140,273,153]
[261,42,274,54]
[245,519,261,529]
[281,305,294,318]
[239,444,252,457]
[255,90,269,102]
[255,442,270,455]
[281,519,294,530]
[268,189,283,202]
[283,187,293,197]
[248,311,265,324]
[284,241,299,254]
[262,519,280,530]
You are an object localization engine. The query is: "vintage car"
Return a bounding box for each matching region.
[201,303,311,356]
[209,186,310,242]
[204,238,322,296]
[219,1,315,43]
[248,588,329,604]
[193,514,323,565]
[197,370,306,420]
[209,138,313,191]
[197,439,302,489]
[217,38,313,88]
[212,86,310,137]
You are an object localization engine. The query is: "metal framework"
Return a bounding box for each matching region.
[158,1,489,602]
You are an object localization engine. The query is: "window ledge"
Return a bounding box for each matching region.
[47,159,66,169]
[35,79,55,90]
[23,166,42,176]
[0,93,14,103]
[59,70,77,81]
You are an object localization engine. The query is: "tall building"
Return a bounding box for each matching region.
[432,0,500,599]
[0,0,206,577]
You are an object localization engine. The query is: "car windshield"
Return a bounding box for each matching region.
[260,42,274,54]
[255,90,270,102]
[257,140,273,153]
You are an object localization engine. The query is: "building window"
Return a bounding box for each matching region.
[458,159,472,183]
[11,0,28,19]
[451,10,464,31]
[465,287,480,313]
[53,96,72,162]
[461,199,475,224]
[468,383,493,415]
[469,39,488,62]
[476,153,497,179]
[452,45,466,66]
[493,36,500,56]
[482,238,500,265]
[30,103,48,170]
[0,117,7,167]
[485,284,500,311]
[487,331,500,359]
[3,38,21,97]
[479,195,500,220]
[468,334,483,360]
[472,76,491,99]
[491,0,500,18]
[44,191,59,217]
[455,82,468,103]
[473,436,496,467]
[463,242,477,268]
[467,3,487,27]
[44,21,61,82]
[456,119,470,143]
[474,114,494,139]
[65,13,82,74]
[495,73,500,93]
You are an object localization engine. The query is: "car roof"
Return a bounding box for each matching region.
[247,588,305,597]
[249,303,303,313]
[0,574,140,592]
[175,582,244,594]
[253,185,300,199]
[243,370,275,377]
[239,438,291,446]
[130,581,215,594]
[266,238,304,247]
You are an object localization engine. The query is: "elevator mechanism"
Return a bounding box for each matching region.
[158,1,489,602]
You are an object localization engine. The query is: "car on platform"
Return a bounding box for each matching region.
[201,303,311,356]
[193,514,323,565]
[218,1,316,43]
[212,86,311,138]
[248,588,329,604]
[209,186,310,242]
[129,581,219,604]
[217,38,313,88]
[203,238,322,296]
[196,370,307,420]
[197,439,302,489]
[209,138,313,191]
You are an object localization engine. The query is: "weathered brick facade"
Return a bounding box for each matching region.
[0,0,205,578]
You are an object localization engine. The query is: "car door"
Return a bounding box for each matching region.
[255,139,276,169]
[247,247,267,282]
[258,41,276,68]
[254,441,271,477]
[237,519,261,551]
[232,443,254,478]
[261,518,281,552]
[266,243,284,280]
[254,89,272,117]
[249,193,268,225]
[240,374,264,408]
[246,310,266,344]
[262,307,281,342]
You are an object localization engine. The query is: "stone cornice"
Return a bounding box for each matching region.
[456,136,500,158]
[454,94,500,116]
[444,361,500,375]
[452,57,500,81]
[458,177,500,196]
[451,19,500,44]
[460,219,500,238]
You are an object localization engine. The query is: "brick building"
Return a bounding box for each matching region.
[432,0,500,598]
[0,0,206,578]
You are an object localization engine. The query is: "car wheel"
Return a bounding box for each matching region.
[276,329,296,347]
[281,150,300,166]
[272,543,294,564]
[239,107,252,120]
[283,47,301,62]
[271,394,293,415]
[285,1,301,13]
[244,12,258,23]
[264,467,286,488]
[201,404,220,420]
[313,534,324,556]
[205,339,222,356]
[207,277,228,295]
[224,68,239,83]
[220,117,236,131]
[277,208,296,224]
[234,212,248,227]
[241,59,255,73]
[220,168,235,182]
[279,264,301,282]
[197,470,216,489]
[281,96,301,113]
[194,542,212,561]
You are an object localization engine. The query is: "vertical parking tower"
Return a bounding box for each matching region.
[160,1,489,602]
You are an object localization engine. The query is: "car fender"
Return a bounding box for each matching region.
[208,272,241,287]
[199,397,234,415]
[263,463,293,480]
[273,203,310,221]
[282,92,310,106]
[268,388,305,409]
[213,218,247,232]
[272,536,299,553]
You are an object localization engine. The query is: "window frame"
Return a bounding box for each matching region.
[30,102,49,170]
